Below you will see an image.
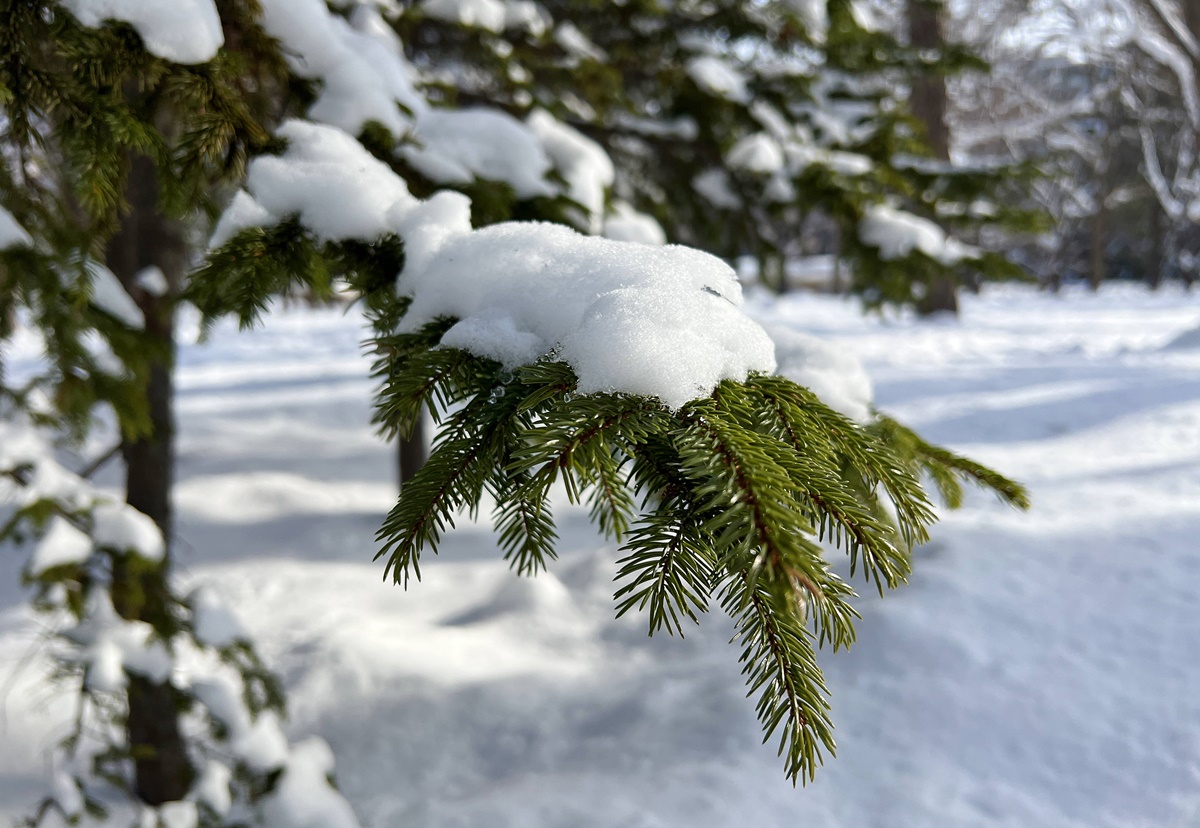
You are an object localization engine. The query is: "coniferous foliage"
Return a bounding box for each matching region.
[399,0,1044,305]
[1,3,364,824]
[2,0,1032,818]
[367,318,1026,782]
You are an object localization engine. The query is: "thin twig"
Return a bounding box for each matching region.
[79,443,121,480]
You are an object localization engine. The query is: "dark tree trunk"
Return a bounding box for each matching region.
[907,1,951,162]
[918,275,959,315]
[1185,0,1200,74]
[1148,201,1164,290]
[1089,197,1106,291]
[105,153,192,804]
[908,0,958,316]
[398,418,428,487]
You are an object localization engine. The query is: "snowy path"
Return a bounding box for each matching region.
[3,285,1200,826]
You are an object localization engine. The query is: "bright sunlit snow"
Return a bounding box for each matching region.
[220,121,775,409]
[59,0,224,64]
[3,284,1200,827]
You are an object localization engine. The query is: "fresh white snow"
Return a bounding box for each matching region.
[222,121,774,409]
[395,206,776,409]
[3,284,1200,827]
[59,0,224,64]
[727,132,787,174]
[256,0,425,136]
[0,206,32,249]
[28,518,93,577]
[686,55,752,104]
[91,502,165,561]
[602,202,666,246]
[84,260,145,330]
[860,203,980,264]
[527,109,614,233]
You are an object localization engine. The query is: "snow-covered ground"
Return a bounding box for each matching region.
[3,283,1200,827]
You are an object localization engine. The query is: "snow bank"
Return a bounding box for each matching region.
[189,586,249,647]
[60,0,223,64]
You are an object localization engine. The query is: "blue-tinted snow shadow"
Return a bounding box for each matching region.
[173,508,605,570]
[299,639,759,828]
[875,364,1200,446]
[814,518,1200,828]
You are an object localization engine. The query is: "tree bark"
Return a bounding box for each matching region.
[1089,196,1106,291]
[908,0,959,316]
[1148,199,1164,290]
[1183,0,1200,73]
[399,419,428,487]
[105,153,192,805]
[907,1,951,162]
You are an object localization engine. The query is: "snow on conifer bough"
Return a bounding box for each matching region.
[197,119,1028,781]
[3,0,1032,819]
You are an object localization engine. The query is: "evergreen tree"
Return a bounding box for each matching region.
[1,2,360,824]
[2,2,1029,824]
[395,0,1042,306]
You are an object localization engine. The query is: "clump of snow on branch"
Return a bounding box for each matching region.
[395,198,776,409]
[259,740,363,828]
[212,120,417,245]
[405,108,554,198]
[786,0,828,43]
[603,202,666,246]
[686,55,751,103]
[693,168,743,209]
[766,325,874,423]
[68,592,173,693]
[859,204,980,264]
[84,260,145,329]
[92,502,165,560]
[29,517,93,576]
[216,120,776,409]
[527,109,614,233]
[256,0,424,135]
[421,0,547,34]
[59,0,224,64]
[1,205,32,249]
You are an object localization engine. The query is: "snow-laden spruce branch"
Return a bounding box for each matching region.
[195,107,1028,782]
[3,0,1032,818]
